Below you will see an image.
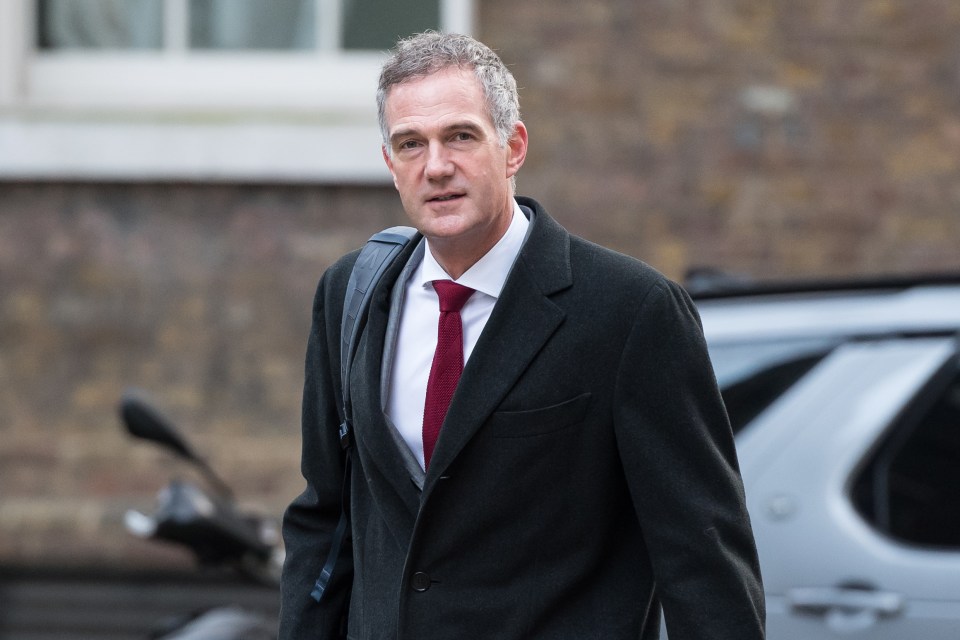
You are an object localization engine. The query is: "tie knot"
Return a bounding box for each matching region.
[432,280,475,313]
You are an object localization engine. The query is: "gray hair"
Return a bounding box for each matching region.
[377,32,520,152]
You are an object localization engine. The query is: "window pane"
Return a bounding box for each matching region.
[189,0,315,50]
[709,338,838,389]
[342,0,440,51]
[719,352,828,434]
[37,0,163,50]
[852,368,960,548]
[708,339,838,432]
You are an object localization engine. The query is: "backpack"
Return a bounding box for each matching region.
[311,225,418,603]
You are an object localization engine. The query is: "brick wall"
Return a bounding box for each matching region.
[3,0,960,569]
[489,0,960,278]
[0,183,406,568]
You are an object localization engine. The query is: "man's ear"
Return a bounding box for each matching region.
[505,121,528,179]
[382,145,400,190]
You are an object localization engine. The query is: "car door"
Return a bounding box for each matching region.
[735,336,960,639]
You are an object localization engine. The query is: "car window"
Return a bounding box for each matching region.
[852,364,960,548]
[708,340,837,433]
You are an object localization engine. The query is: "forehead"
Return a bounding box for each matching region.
[384,67,492,133]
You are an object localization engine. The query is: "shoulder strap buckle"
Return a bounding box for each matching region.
[338,420,352,450]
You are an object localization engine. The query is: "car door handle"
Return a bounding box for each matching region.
[788,586,905,618]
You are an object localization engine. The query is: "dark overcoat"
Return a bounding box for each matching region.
[280,197,765,639]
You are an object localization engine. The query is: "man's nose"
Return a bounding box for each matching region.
[424,142,454,179]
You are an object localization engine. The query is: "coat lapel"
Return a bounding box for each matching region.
[423,202,573,495]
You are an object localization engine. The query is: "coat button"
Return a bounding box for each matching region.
[410,572,432,592]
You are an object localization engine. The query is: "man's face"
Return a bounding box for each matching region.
[382,66,527,262]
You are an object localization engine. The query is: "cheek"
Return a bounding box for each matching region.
[392,167,418,190]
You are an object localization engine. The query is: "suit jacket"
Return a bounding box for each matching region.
[280,197,765,639]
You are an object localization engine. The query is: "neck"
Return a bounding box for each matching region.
[428,200,515,280]
[429,241,489,280]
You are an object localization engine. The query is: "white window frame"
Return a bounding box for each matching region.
[0,0,474,183]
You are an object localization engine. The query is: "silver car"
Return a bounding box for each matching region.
[693,274,960,639]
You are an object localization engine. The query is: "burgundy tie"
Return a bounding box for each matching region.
[422,280,475,469]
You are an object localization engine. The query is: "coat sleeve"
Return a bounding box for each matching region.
[279,267,354,639]
[613,280,766,639]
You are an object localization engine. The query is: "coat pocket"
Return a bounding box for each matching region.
[488,392,593,438]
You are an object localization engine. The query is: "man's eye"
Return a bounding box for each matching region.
[398,140,421,150]
[453,132,474,142]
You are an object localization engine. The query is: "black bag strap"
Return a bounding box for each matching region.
[338,226,419,449]
[311,225,417,603]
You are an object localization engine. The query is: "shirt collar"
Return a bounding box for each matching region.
[419,199,529,299]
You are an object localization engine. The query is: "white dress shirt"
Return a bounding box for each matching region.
[386,200,530,469]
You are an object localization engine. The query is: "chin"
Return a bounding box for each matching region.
[420,225,469,241]
[416,212,473,236]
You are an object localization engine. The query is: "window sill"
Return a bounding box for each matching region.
[0,114,391,183]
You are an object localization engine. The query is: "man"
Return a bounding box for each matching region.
[280,32,765,639]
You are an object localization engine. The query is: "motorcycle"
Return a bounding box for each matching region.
[119,389,283,639]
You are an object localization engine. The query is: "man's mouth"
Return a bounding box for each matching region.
[429,193,464,203]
